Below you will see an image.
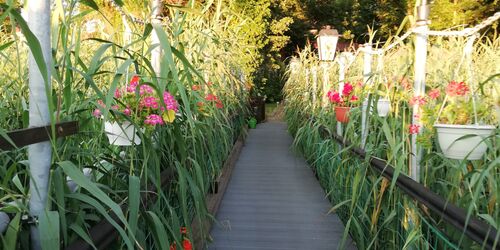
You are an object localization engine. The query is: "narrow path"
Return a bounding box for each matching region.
[209,122,356,250]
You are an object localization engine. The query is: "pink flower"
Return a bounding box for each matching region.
[97,100,105,107]
[409,95,426,106]
[141,96,159,109]
[111,105,119,110]
[428,89,440,100]
[163,91,179,112]
[445,81,469,97]
[144,114,164,125]
[408,124,420,134]
[123,107,131,116]
[114,88,122,98]
[327,90,342,104]
[192,85,200,91]
[350,95,359,102]
[92,109,102,118]
[139,84,154,95]
[127,75,140,92]
[342,83,354,96]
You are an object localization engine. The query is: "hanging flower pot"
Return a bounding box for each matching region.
[104,121,141,146]
[335,106,350,123]
[434,124,495,160]
[376,98,391,117]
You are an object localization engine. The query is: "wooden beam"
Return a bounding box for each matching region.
[0,121,79,151]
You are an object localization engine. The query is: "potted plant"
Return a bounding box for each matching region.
[327,82,359,123]
[93,75,179,146]
[423,81,496,160]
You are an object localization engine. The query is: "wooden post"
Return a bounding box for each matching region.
[411,2,430,182]
[361,43,372,148]
[27,1,52,249]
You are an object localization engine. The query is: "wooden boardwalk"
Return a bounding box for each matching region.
[209,122,356,250]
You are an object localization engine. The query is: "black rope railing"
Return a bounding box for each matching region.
[317,125,499,249]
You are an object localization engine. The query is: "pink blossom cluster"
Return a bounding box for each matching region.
[93,75,180,126]
[326,82,358,107]
[409,95,427,106]
[144,114,164,125]
[445,81,469,97]
[163,92,179,112]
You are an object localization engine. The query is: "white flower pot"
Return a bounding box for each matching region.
[434,124,495,160]
[376,98,391,117]
[104,121,141,146]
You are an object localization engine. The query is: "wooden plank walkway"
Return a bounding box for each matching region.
[209,122,356,250]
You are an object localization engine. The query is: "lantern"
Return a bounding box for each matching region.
[317,25,339,61]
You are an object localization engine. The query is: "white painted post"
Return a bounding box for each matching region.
[411,2,430,182]
[304,68,310,104]
[151,0,162,76]
[337,54,347,135]
[27,1,52,249]
[321,62,330,108]
[361,43,373,148]
[312,66,318,109]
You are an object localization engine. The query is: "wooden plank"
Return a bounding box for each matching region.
[191,127,246,250]
[208,122,356,249]
[0,121,79,151]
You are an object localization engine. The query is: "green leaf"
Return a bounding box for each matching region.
[128,176,140,239]
[39,211,59,250]
[3,213,21,250]
[146,211,170,250]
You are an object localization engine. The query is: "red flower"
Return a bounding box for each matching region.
[182,239,192,250]
[205,94,217,101]
[342,83,354,96]
[180,227,187,235]
[170,242,176,250]
[197,101,204,107]
[130,75,140,86]
[445,81,469,97]
[327,90,342,104]
[408,124,420,134]
[350,95,359,102]
[428,89,440,100]
[409,96,426,106]
[215,100,224,109]
[192,85,200,91]
[401,77,412,90]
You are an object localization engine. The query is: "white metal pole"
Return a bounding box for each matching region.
[361,43,372,147]
[27,1,52,249]
[411,3,430,182]
[321,62,330,108]
[304,68,310,105]
[312,66,318,109]
[337,54,347,135]
[151,0,162,76]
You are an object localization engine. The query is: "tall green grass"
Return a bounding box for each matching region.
[284,35,499,249]
[0,0,251,249]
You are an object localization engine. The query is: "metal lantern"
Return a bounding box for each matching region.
[317,25,339,61]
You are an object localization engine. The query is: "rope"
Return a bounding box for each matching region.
[415,12,500,37]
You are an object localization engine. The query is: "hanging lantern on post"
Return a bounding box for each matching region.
[317,25,339,61]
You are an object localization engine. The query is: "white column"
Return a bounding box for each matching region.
[411,14,429,182]
[151,0,162,76]
[27,1,52,249]
[321,62,330,108]
[337,54,347,135]
[312,66,318,109]
[361,43,373,147]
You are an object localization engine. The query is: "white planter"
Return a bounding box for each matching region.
[104,121,141,146]
[434,124,495,160]
[376,98,391,117]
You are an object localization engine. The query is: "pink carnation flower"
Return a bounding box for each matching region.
[163,91,179,112]
[92,109,102,118]
[144,114,164,125]
[342,83,354,96]
[428,89,440,100]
